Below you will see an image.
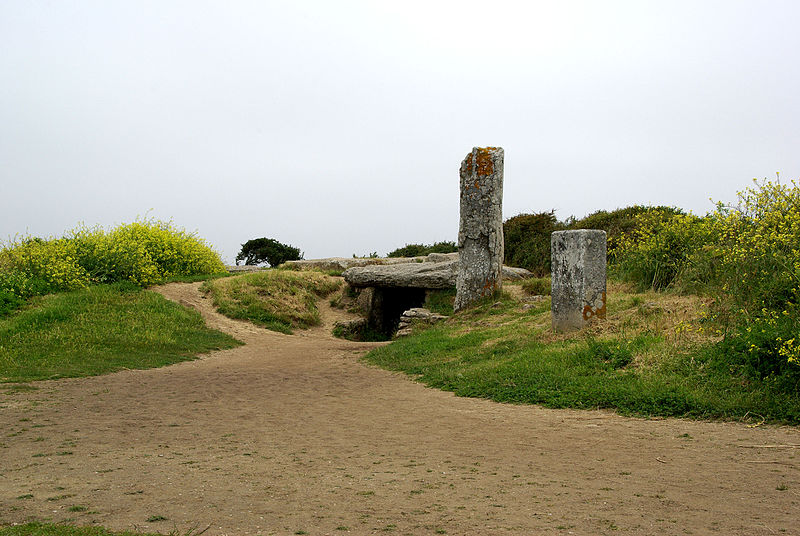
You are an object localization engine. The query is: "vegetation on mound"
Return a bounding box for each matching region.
[364,281,800,423]
[613,178,800,380]
[201,269,341,334]
[387,241,457,258]
[0,283,241,383]
[0,219,227,317]
[502,206,680,276]
[499,178,800,397]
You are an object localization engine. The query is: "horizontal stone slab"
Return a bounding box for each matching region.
[282,256,424,272]
[343,260,532,289]
[344,261,458,289]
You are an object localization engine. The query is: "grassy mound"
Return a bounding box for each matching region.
[364,281,800,423]
[201,270,342,334]
[0,283,241,383]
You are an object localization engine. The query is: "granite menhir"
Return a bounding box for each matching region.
[454,147,504,312]
[551,229,607,332]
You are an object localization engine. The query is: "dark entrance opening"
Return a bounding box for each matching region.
[368,287,427,337]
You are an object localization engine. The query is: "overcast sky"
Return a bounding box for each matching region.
[2,1,798,262]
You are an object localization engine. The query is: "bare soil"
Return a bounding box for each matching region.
[1,282,799,536]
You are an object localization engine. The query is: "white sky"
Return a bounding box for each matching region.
[2,1,798,262]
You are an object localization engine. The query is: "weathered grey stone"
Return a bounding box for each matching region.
[355,286,375,315]
[502,266,532,281]
[344,261,457,289]
[226,265,265,273]
[395,307,449,338]
[424,252,459,263]
[283,256,423,272]
[343,260,531,289]
[454,147,504,312]
[551,230,607,332]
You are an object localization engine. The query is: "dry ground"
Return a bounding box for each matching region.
[1,282,799,536]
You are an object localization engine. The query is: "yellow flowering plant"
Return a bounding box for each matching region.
[0,219,226,313]
[615,178,800,373]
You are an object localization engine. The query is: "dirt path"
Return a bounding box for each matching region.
[1,282,799,536]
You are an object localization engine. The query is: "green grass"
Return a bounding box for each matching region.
[424,288,456,316]
[520,276,551,296]
[0,523,169,536]
[0,283,241,382]
[363,284,800,423]
[200,270,342,334]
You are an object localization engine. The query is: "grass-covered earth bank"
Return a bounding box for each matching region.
[364,281,800,424]
[0,283,241,382]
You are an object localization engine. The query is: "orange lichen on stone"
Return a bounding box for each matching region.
[482,276,499,295]
[582,292,607,321]
[475,147,496,177]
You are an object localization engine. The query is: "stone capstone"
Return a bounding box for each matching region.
[455,147,505,312]
[342,259,531,289]
[551,229,607,332]
[282,256,425,272]
[343,261,457,289]
[424,252,459,263]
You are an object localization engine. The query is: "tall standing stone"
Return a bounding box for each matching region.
[551,230,607,332]
[454,147,504,312]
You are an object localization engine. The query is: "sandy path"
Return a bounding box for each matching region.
[1,282,799,536]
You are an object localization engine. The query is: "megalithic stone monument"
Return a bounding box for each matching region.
[454,147,504,312]
[550,229,607,332]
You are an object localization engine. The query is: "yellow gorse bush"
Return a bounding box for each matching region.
[0,237,90,295]
[0,219,226,298]
[615,177,800,371]
[709,178,800,312]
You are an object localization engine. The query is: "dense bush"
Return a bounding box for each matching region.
[387,241,458,258]
[0,219,226,314]
[502,211,562,276]
[613,211,711,290]
[566,206,682,259]
[502,206,683,276]
[614,178,800,375]
[235,237,303,267]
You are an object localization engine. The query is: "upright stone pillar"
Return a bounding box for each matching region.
[454,147,504,312]
[551,230,607,332]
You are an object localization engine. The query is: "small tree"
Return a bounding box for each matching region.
[235,238,303,267]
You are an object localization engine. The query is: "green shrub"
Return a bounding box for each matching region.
[613,211,711,290]
[387,241,457,258]
[0,287,25,317]
[613,178,800,374]
[567,205,682,259]
[235,237,303,267]
[710,310,800,381]
[503,211,562,276]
